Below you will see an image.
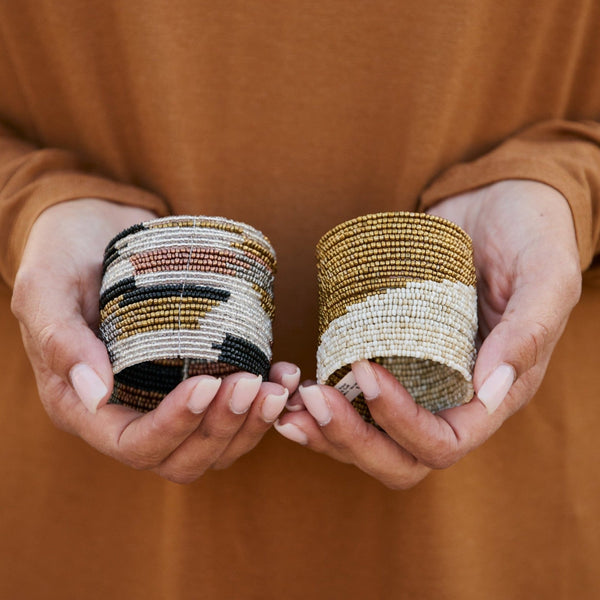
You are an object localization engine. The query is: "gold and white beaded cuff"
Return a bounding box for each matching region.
[316,212,477,423]
[99,215,276,412]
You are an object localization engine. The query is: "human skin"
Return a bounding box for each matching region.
[275,180,583,489]
[10,181,582,487]
[10,199,301,484]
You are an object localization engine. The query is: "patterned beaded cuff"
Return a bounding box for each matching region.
[316,212,477,423]
[99,215,276,412]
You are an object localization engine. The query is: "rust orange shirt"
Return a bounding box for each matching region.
[0,2,599,598]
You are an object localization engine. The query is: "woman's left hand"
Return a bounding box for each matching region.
[275,180,582,488]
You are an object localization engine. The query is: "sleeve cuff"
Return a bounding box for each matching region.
[2,163,170,286]
[418,121,600,271]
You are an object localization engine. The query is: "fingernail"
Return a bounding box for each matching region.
[298,384,332,426]
[274,420,308,445]
[281,366,301,391]
[478,364,516,414]
[261,389,289,423]
[187,376,222,414]
[69,363,108,414]
[230,375,263,414]
[352,360,380,401]
[285,393,305,412]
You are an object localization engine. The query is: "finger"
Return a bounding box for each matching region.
[11,268,113,414]
[274,409,340,452]
[212,381,289,469]
[106,375,222,468]
[473,269,579,414]
[285,383,430,489]
[154,372,262,483]
[29,373,220,471]
[276,403,426,488]
[352,359,526,469]
[285,379,316,412]
[268,361,301,395]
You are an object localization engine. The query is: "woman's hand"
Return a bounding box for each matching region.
[11,199,300,483]
[275,180,582,488]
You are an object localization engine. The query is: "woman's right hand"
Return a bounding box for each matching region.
[11,198,300,483]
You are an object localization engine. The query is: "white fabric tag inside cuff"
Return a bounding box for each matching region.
[334,370,363,401]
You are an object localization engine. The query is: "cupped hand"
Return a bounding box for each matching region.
[11,199,300,483]
[276,180,582,488]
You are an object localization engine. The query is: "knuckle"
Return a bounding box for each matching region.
[211,457,234,471]
[146,411,178,441]
[123,451,161,471]
[565,268,582,307]
[384,480,413,491]
[198,422,234,444]
[383,472,426,491]
[502,319,551,377]
[328,436,350,454]
[117,421,170,471]
[423,452,457,470]
[118,441,164,471]
[10,270,34,322]
[37,322,64,369]
[417,438,461,470]
[521,320,550,371]
[548,261,581,310]
[329,418,370,453]
[160,468,205,485]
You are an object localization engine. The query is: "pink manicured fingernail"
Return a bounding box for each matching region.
[230,375,263,414]
[298,384,331,426]
[478,364,516,414]
[352,360,380,401]
[187,377,222,414]
[281,366,301,391]
[274,420,308,445]
[69,363,108,414]
[285,393,305,412]
[261,389,289,423]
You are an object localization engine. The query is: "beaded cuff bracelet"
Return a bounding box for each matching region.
[99,215,276,412]
[316,212,478,424]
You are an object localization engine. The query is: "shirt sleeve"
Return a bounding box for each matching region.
[0,121,170,287]
[418,119,600,271]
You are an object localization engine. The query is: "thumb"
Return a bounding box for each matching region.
[40,318,113,414]
[473,277,576,415]
[12,268,114,414]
